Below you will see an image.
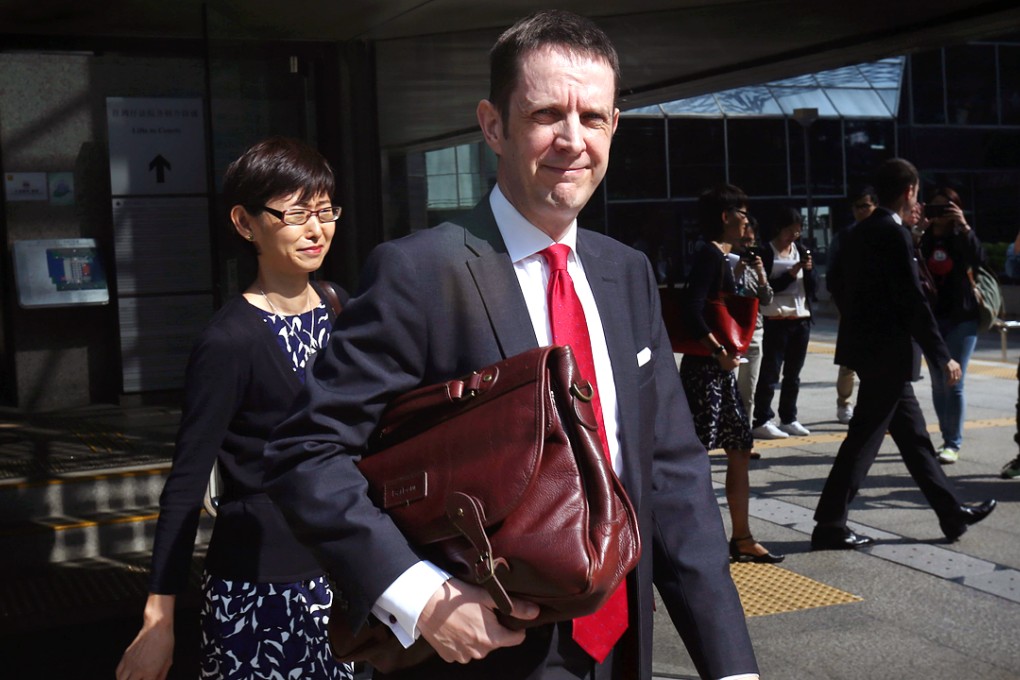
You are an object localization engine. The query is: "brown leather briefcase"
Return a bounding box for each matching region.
[328,345,641,671]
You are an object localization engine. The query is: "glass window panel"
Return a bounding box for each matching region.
[425,147,456,175]
[427,174,458,209]
[946,45,997,125]
[844,120,895,192]
[457,173,481,208]
[858,57,905,89]
[770,73,817,87]
[1001,46,1020,125]
[770,87,840,117]
[716,86,784,116]
[728,119,788,196]
[910,50,945,124]
[668,118,726,198]
[455,144,475,171]
[814,65,869,88]
[789,119,843,196]
[620,104,665,117]
[824,88,892,118]
[660,95,721,116]
[877,89,900,117]
[605,119,667,200]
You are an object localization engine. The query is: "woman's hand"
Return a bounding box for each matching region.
[945,202,970,233]
[716,348,741,371]
[803,252,813,271]
[116,594,176,680]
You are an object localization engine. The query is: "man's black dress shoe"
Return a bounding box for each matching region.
[810,526,875,551]
[941,499,997,542]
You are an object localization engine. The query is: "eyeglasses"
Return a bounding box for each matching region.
[733,208,751,220]
[261,205,342,226]
[853,201,875,211]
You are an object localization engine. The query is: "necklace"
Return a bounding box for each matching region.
[258,285,319,357]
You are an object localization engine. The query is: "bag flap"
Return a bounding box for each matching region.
[357,346,556,545]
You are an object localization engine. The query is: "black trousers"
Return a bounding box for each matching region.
[814,368,961,528]
[753,317,810,427]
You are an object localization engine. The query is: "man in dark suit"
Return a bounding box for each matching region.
[264,10,758,680]
[813,158,996,550]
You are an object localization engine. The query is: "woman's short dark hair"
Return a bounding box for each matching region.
[930,186,963,210]
[222,136,335,216]
[775,206,803,233]
[489,10,620,132]
[697,183,748,241]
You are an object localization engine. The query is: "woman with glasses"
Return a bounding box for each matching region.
[679,184,784,564]
[117,137,353,680]
[751,207,816,440]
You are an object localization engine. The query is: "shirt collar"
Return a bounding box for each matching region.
[489,184,578,264]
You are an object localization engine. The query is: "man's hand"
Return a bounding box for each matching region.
[944,359,962,387]
[417,579,540,664]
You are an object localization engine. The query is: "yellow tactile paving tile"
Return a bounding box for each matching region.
[730,562,862,617]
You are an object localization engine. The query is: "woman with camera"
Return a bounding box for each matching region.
[751,207,816,440]
[918,187,986,464]
[730,218,774,440]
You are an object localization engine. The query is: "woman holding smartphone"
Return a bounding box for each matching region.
[919,187,986,464]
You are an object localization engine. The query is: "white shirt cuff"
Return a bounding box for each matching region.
[371,561,451,648]
[719,674,759,680]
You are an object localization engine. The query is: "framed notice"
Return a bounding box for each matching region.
[11,239,110,308]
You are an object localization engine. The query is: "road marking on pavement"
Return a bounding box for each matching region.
[808,340,1018,379]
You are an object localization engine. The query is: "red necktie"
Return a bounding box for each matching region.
[540,244,628,664]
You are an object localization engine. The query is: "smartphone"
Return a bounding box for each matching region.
[924,203,952,219]
[741,246,761,262]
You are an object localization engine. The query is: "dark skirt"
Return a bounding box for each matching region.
[679,355,753,451]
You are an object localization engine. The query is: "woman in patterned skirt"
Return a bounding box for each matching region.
[679,184,784,565]
[117,137,354,680]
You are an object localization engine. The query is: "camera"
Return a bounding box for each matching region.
[924,203,952,219]
[741,246,761,262]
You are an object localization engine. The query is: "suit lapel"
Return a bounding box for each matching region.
[461,201,539,359]
[577,232,642,489]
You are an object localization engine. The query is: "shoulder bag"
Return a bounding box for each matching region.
[327,345,642,672]
[968,265,1004,333]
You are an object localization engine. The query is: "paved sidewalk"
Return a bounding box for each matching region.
[654,315,1020,679]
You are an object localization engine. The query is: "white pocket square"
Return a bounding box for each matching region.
[636,347,652,367]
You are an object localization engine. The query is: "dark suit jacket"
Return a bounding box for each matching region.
[828,207,950,380]
[264,199,757,679]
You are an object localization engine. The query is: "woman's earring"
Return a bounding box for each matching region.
[247,232,254,241]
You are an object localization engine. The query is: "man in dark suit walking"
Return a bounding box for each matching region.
[264,10,758,680]
[813,157,996,550]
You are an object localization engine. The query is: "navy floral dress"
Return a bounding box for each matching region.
[199,301,352,680]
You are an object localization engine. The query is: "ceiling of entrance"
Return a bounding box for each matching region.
[3,1,1020,148]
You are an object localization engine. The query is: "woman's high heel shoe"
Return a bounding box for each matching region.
[729,535,785,564]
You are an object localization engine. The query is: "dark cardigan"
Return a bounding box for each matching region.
[148,281,348,593]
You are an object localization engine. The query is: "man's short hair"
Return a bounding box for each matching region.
[849,184,878,206]
[697,183,748,241]
[488,10,621,132]
[872,158,918,206]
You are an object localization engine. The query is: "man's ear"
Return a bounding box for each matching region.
[477,99,504,155]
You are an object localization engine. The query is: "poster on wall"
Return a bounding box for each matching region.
[106,96,207,196]
[11,238,110,308]
[4,172,47,201]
